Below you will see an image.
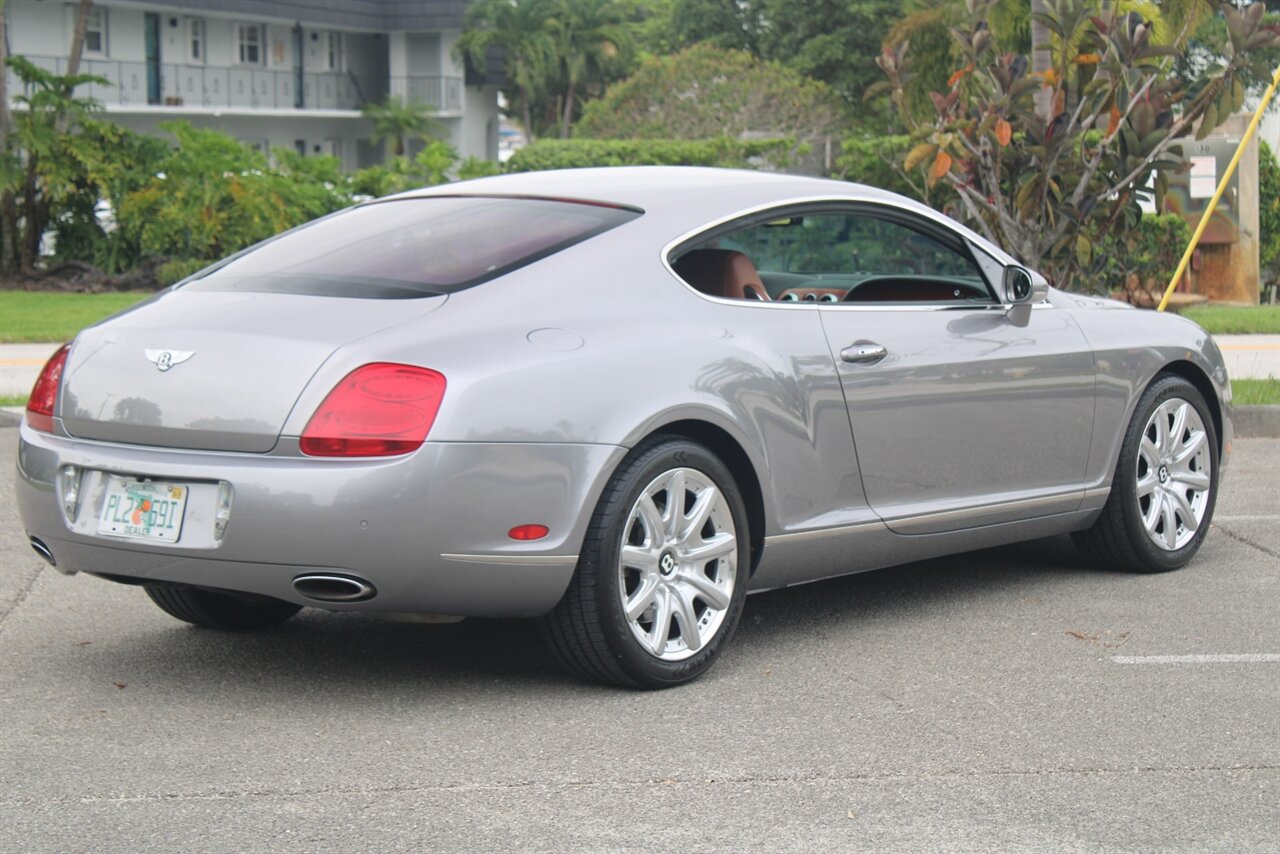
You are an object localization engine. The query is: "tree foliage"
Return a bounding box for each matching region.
[47,119,168,273]
[573,44,847,162]
[1,57,111,273]
[349,141,499,197]
[118,122,348,263]
[836,135,957,208]
[1260,141,1280,280]
[1176,4,1280,101]
[360,95,440,157]
[876,0,1280,289]
[458,0,559,140]
[634,0,902,111]
[458,0,635,140]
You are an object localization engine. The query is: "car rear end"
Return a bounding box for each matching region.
[15,195,639,617]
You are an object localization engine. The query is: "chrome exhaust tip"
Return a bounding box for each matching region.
[29,536,56,567]
[292,573,376,603]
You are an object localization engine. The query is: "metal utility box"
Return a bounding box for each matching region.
[1163,137,1241,244]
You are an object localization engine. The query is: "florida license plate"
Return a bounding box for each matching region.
[97,477,188,543]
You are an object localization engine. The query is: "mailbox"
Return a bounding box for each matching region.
[1163,137,1241,244]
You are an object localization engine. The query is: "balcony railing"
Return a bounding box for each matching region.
[7,56,462,114]
[397,75,463,114]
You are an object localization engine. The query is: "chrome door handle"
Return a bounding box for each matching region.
[840,341,887,364]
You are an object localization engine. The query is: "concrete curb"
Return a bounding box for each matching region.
[1233,405,1280,439]
[3,405,1278,436]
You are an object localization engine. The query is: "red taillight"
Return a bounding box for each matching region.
[300,363,446,457]
[26,343,71,434]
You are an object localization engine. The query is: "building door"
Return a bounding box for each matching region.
[144,13,161,104]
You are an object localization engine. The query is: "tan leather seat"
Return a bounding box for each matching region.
[672,249,771,301]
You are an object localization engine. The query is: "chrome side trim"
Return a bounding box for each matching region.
[883,490,1083,534]
[764,520,883,545]
[824,302,1054,313]
[439,553,579,566]
[1080,486,1112,512]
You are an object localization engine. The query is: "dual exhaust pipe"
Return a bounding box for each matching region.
[29,537,373,604]
[292,573,376,603]
[29,536,56,567]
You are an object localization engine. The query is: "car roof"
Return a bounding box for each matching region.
[391,166,896,209]
[386,166,1017,267]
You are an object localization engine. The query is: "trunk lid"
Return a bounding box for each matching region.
[59,290,447,452]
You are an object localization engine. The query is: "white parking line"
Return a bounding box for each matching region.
[1112,654,1280,664]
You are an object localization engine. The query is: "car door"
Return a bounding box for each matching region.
[799,205,1097,534]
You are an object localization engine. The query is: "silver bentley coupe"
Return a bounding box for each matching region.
[16,167,1230,688]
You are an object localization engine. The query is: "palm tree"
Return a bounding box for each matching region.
[551,0,634,138]
[361,95,440,158]
[457,0,559,141]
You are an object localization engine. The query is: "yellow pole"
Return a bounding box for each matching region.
[1157,64,1280,312]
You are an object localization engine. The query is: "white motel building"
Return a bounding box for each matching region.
[3,0,503,168]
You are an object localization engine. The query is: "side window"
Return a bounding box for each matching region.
[671,209,994,304]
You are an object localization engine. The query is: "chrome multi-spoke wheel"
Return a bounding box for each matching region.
[1074,375,1218,573]
[540,438,749,688]
[1135,397,1212,551]
[618,467,738,661]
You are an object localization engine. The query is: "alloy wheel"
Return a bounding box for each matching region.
[1135,397,1212,551]
[617,467,738,661]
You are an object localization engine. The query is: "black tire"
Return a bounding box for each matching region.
[1073,374,1219,573]
[145,583,302,630]
[540,437,751,689]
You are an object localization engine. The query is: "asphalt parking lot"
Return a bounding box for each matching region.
[1,424,1277,853]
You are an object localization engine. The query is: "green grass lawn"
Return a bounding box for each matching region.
[1180,304,1280,335]
[0,290,151,343]
[1231,379,1280,406]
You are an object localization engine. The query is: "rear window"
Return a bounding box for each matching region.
[180,196,641,299]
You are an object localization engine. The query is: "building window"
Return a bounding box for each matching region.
[237,23,264,65]
[326,32,344,71]
[188,19,206,63]
[83,7,107,56]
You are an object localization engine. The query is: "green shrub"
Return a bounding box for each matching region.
[503,138,793,172]
[573,45,847,151]
[1260,140,1279,282]
[156,258,211,286]
[117,122,353,265]
[1086,213,1192,297]
[458,156,501,180]
[349,141,495,197]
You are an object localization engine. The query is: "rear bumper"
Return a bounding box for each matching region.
[16,420,625,617]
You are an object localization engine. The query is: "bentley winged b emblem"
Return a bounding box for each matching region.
[144,349,196,372]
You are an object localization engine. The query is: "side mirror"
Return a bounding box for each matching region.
[1002,266,1048,325]
[1003,266,1046,303]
